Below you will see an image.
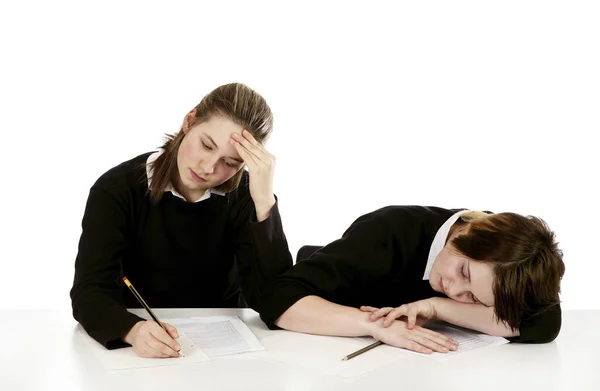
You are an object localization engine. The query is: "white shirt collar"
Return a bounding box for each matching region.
[146,150,225,203]
[422,210,472,280]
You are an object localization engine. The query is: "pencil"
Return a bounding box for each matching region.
[122,276,165,330]
[342,341,383,361]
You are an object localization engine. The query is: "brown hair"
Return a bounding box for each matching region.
[147,82,273,203]
[451,212,565,330]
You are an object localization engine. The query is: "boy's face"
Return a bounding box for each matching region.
[430,246,495,307]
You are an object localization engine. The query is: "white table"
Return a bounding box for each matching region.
[2,309,598,391]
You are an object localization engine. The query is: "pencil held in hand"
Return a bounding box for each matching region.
[122,276,165,330]
[122,277,183,357]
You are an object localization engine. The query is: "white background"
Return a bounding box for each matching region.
[1,1,598,310]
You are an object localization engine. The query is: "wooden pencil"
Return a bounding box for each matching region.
[342,341,383,361]
[122,276,165,330]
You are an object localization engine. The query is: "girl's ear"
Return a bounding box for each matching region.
[182,109,197,133]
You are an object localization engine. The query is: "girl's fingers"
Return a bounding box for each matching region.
[148,323,181,354]
[143,339,176,358]
[240,129,261,147]
[231,139,258,166]
[164,323,179,339]
[231,132,269,161]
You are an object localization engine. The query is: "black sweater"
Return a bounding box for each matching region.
[259,206,561,343]
[70,152,292,349]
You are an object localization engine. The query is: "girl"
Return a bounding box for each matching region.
[70,83,292,358]
[259,206,564,354]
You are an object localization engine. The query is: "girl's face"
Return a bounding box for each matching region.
[430,246,495,307]
[175,113,245,201]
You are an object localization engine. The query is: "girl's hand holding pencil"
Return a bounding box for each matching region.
[122,276,182,358]
[123,320,182,358]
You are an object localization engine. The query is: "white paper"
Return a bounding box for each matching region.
[75,325,210,371]
[397,322,509,361]
[251,332,403,378]
[250,321,509,377]
[169,316,265,357]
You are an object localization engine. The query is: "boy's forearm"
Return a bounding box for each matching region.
[432,297,520,337]
[274,295,375,337]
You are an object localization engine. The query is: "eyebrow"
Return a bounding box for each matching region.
[205,135,244,163]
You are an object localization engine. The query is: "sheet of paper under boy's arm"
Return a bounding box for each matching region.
[245,321,509,378]
[398,321,510,361]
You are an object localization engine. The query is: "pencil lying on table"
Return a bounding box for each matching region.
[342,341,383,361]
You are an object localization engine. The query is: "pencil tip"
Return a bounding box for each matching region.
[342,357,348,361]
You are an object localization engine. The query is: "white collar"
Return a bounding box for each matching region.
[422,210,472,280]
[146,150,225,203]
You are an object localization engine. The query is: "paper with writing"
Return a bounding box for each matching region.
[170,316,265,357]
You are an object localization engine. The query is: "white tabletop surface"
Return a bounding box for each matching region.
[1,308,598,391]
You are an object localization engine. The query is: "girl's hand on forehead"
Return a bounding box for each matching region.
[230,130,276,218]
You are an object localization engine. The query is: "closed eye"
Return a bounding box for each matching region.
[466,261,482,304]
[470,293,480,304]
[223,159,237,168]
[202,141,213,151]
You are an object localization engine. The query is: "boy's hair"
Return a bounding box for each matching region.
[451,212,565,330]
[148,82,273,203]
